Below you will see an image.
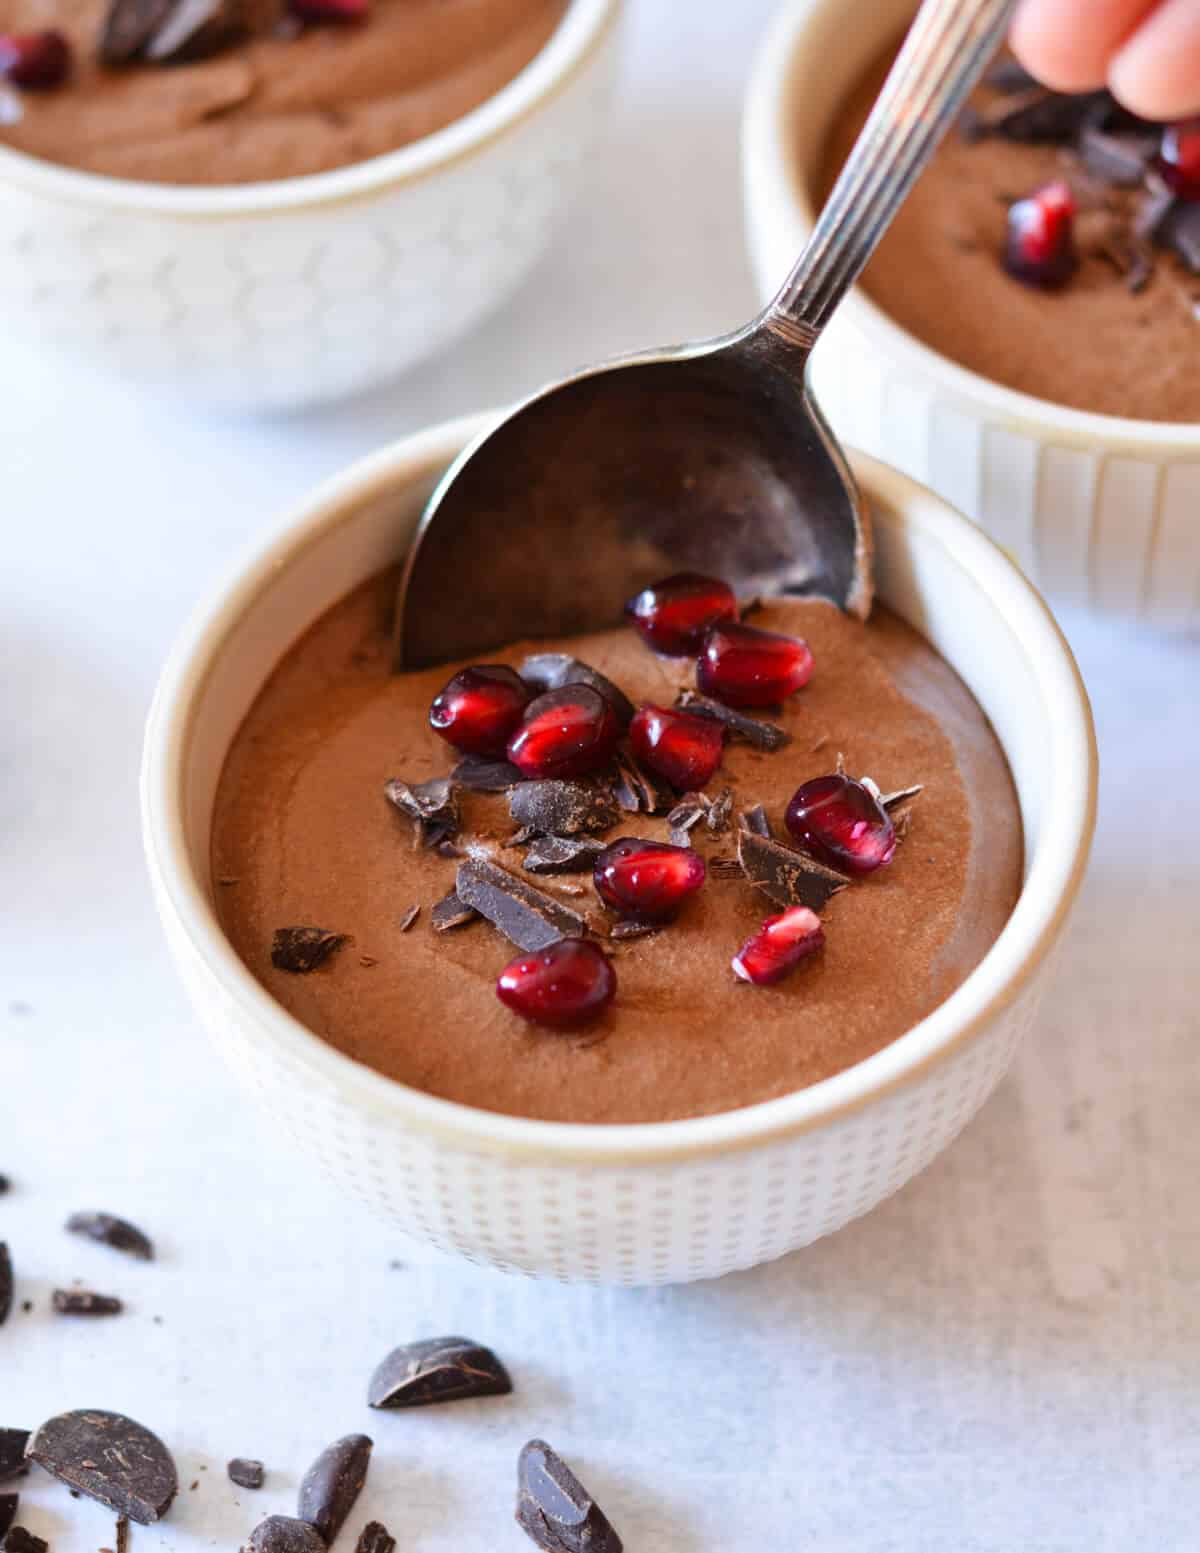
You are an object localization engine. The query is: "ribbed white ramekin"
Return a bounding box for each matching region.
[141,413,1096,1286]
[0,0,619,412]
[743,0,1200,630]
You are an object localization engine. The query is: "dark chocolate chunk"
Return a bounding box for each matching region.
[516,1440,622,1553]
[228,1459,264,1490]
[1136,180,1177,243]
[3,1528,46,1553]
[509,781,619,837]
[522,837,606,875]
[609,920,660,941]
[271,927,347,975]
[143,0,243,61]
[368,1336,512,1410]
[0,1496,16,1540]
[456,860,588,953]
[52,1290,123,1317]
[665,796,706,849]
[985,57,1039,93]
[0,1246,10,1327]
[1078,126,1155,187]
[1165,200,1200,273]
[353,1523,395,1553]
[706,787,734,836]
[384,777,459,844]
[65,1213,154,1262]
[430,891,479,933]
[451,756,524,793]
[0,1178,9,1196]
[518,655,635,728]
[737,831,850,913]
[738,803,772,839]
[985,87,1107,144]
[297,1434,371,1545]
[674,690,791,752]
[398,904,420,933]
[26,1411,178,1525]
[611,753,671,815]
[248,1517,325,1553]
[708,857,743,879]
[97,0,173,62]
[879,784,923,811]
[0,1435,28,1484]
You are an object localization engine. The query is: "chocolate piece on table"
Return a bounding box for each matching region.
[0,1246,10,1327]
[674,690,791,752]
[52,1290,123,1317]
[65,1213,154,1262]
[26,1411,178,1524]
[227,1459,264,1490]
[270,927,347,975]
[354,1523,395,1553]
[522,836,606,876]
[143,0,244,62]
[4,1528,46,1553]
[97,0,173,63]
[0,1496,16,1540]
[515,1440,622,1553]
[0,1435,28,1484]
[368,1336,512,1410]
[248,1518,325,1553]
[456,859,588,953]
[509,780,619,837]
[430,891,479,933]
[450,756,524,793]
[297,1434,372,1545]
[518,654,635,728]
[737,830,850,913]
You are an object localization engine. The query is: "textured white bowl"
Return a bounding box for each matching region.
[743,0,1200,630]
[141,413,1096,1286]
[0,0,618,412]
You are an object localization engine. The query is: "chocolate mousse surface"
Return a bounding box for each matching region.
[822,45,1200,423]
[0,0,566,185]
[211,570,1022,1126]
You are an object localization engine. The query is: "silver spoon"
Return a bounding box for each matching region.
[396,0,1015,669]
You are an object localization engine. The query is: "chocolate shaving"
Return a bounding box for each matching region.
[354,1523,396,1553]
[65,1213,153,1262]
[398,904,420,933]
[985,57,1039,94]
[879,784,923,811]
[1135,179,1177,243]
[522,837,606,876]
[143,0,244,62]
[271,927,347,975]
[97,0,174,63]
[297,1434,372,1545]
[518,654,635,728]
[609,920,659,941]
[368,1336,512,1410]
[384,777,459,845]
[706,787,734,836]
[455,860,588,953]
[0,1496,16,1540]
[248,1518,325,1553]
[228,1459,264,1490]
[0,1247,10,1328]
[430,891,478,933]
[973,87,1108,145]
[674,690,791,751]
[611,752,670,815]
[4,1529,46,1553]
[0,1436,27,1485]
[509,781,619,837]
[1078,127,1155,187]
[516,1440,623,1553]
[52,1290,123,1317]
[26,1410,178,1524]
[738,803,772,839]
[450,756,524,793]
[1165,201,1200,273]
[666,795,706,849]
[737,831,850,913]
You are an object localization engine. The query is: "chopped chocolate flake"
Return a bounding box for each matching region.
[248,1518,325,1553]
[518,654,635,728]
[52,1290,123,1317]
[430,891,479,933]
[708,857,743,879]
[611,753,671,815]
[270,927,347,975]
[0,1435,28,1484]
[450,756,524,793]
[738,803,772,839]
[297,1434,372,1545]
[0,1177,8,1195]
[706,787,734,836]
[3,1528,46,1553]
[1135,180,1177,243]
[0,1497,16,1540]
[737,830,850,913]
[516,1440,622,1553]
[456,860,588,953]
[227,1459,264,1491]
[98,0,173,63]
[509,780,619,837]
[398,904,420,933]
[675,690,791,752]
[609,920,660,941]
[26,1411,178,1525]
[384,777,459,844]
[217,876,239,887]
[523,836,606,875]
[0,1246,10,1328]
[879,784,923,811]
[368,1336,512,1410]
[65,1213,154,1262]
[358,956,378,968]
[985,57,1039,94]
[354,1523,395,1553]
[1165,201,1200,273]
[1078,126,1155,187]
[665,795,706,849]
[979,87,1108,145]
[143,0,243,62]
[115,1518,128,1553]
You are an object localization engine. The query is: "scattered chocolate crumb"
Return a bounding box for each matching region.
[353,1523,395,1553]
[189,1481,199,1492]
[738,804,772,839]
[737,830,850,913]
[706,787,734,836]
[518,654,635,728]
[297,1434,372,1545]
[675,690,791,752]
[895,809,915,842]
[228,1459,265,1491]
[0,1497,16,1541]
[26,1411,178,1524]
[52,1290,123,1317]
[0,1434,27,1485]
[456,859,589,953]
[522,836,606,876]
[271,927,348,975]
[368,1337,512,1409]
[450,756,524,793]
[509,781,619,838]
[609,920,660,942]
[65,1213,154,1262]
[430,891,479,933]
[3,1527,46,1553]
[398,904,421,933]
[358,956,378,968]
[516,1440,622,1553]
[0,1246,11,1327]
[217,877,239,887]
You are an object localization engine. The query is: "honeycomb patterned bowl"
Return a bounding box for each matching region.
[0,0,619,413]
[743,0,1200,630]
[141,413,1097,1286]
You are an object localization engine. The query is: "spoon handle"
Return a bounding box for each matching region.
[762,0,1016,346]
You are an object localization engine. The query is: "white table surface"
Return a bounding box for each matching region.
[3,3,1198,1549]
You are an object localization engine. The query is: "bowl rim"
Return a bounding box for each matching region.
[141,413,1097,1167]
[742,0,1200,451]
[0,0,618,219]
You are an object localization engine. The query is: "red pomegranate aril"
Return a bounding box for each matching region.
[696,621,814,708]
[507,685,620,781]
[1156,120,1200,202]
[732,905,824,987]
[496,937,616,1029]
[429,664,530,757]
[785,774,896,875]
[0,29,71,89]
[1003,181,1078,289]
[629,704,725,792]
[625,571,739,656]
[288,0,368,21]
[593,838,706,922]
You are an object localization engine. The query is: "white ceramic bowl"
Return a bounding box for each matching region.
[743,0,1200,630]
[141,413,1096,1286]
[0,0,618,413]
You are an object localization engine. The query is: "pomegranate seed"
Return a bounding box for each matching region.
[625,572,738,656]
[0,29,71,89]
[593,837,706,922]
[785,774,896,875]
[429,664,530,757]
[1156,120,1200,201]
[1003,181,1078,289]
[629,704,725,792]
[507,685,620,781]
[496,937,616,1029]
[732,905,824,987]
[696,621,814,708]
[288,0,368,20]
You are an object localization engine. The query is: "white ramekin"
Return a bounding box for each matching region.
[743,0,1200,630]
[0,0,618,412]
[141,413,1096,1286]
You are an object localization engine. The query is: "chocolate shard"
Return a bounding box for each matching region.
[985,57,1039,93]
[0,1495,16,1540]
[611,753,672,815]
[609,920,659,941]
[675,690,791,752]
[509,781,619,838]
[271,927,348,975]
[1078,126,1155,187]
[368,1336,512,1410]
[248,1517,326,1553]
[522,837,606,876]
[738,803,772,839]
[297,1434,372,1545]
[97,0,173,63]
[430,891,479,933]
[518,655,635,728]
[143,0,244,61]
[398,904,421,933]
[706,787,734,836]
[516,1440,622,1553]
[1165,200,1200,273]
[879,784,923,811]
[0,1246,10,1327]
[52,1290,123,1317]
[985,87,1107,144]
[227,1459,264,1491]
[451,756,524,793]
[1136,180,1177,243]
[354,1523,395,1553]
[737,830,850,913]
[665,795,706,849]
[708,857,743,879]
[65,1213,154,1262]
[4,1528,46,1553]
[384,776,459,844]
[456,860,588,953]
[0,1434,29,1484]
[26,1411,178,1525]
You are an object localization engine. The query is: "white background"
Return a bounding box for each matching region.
[3,3,1198,1549]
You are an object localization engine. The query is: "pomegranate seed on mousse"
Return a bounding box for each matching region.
[785,774,897,876]
[507,685,621,781]
[697,620,814,708]
[429,665,530,756]
[593,838,706,923]
[629,705,725,793]
[733,906,825,987]
[624,571,738,655]
[0,28,71,88]
[496,938,616,1030]
[1003,181,1078,290]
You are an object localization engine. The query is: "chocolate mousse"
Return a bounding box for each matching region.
[0,0,566,185]
[211,568,1023,1125]
[823,45,1200,422]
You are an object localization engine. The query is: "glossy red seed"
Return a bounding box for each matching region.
[507,685,621,781]
[289,0,368,20]
[732,905,824,986]
[429,664,530,757]
[593,837,707,922]
[696,621,814,708]
[496,937,616,1029]
[1003,181,1078,289]
[629,704,725,792]
[0,29,71,89]
[625,572,739,656]
[785,774,896,875]
[1157,120,1200,201]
